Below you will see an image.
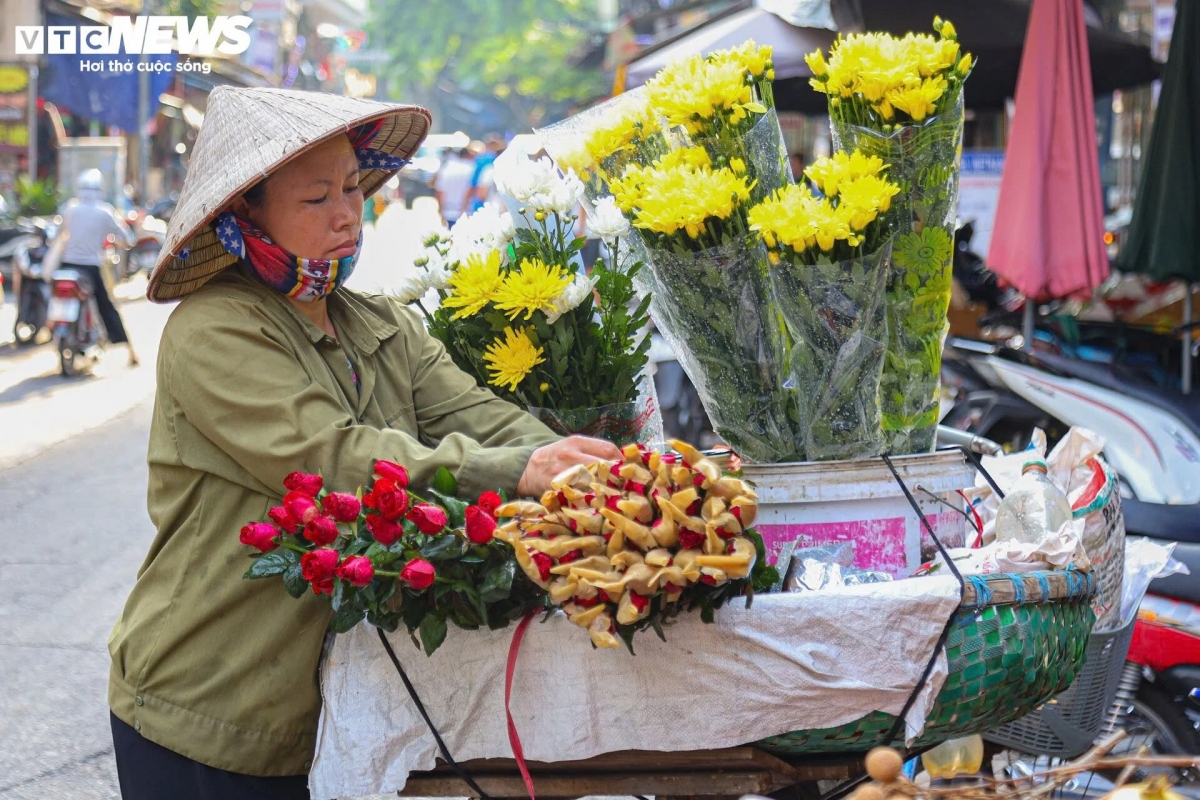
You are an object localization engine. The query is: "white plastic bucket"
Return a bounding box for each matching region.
[743,451,976,578]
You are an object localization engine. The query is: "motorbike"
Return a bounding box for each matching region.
[46,267,108,376]
[11,218,55,345]
[0,217,44,297]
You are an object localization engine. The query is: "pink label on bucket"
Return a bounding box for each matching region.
[759,518,908,575]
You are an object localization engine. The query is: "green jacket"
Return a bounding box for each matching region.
[108,269,557,776]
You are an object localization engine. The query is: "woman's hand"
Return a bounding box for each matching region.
[517,436,623,497]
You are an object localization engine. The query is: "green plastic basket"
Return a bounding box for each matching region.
[757,570,1095,755]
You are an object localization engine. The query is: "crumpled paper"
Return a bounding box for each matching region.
[309,577,962,799]
[934,519,1091,575]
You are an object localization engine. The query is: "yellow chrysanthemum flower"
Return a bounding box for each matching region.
[885,76,947,122]
[442,249,504,320]
[583,95,659,164]
[655,146,712,171]
[714,40,773,77]
[484,327,545,393]
[628,162,752,239]
[805,49,829,80]
[645,54,765,132]
[804,151,888,197]
[492,258,573,321]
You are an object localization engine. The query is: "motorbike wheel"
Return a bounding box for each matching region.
[1110,683,1200,787]
[59,344,79,377]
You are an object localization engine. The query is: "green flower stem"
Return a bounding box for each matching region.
[278,540,309,554]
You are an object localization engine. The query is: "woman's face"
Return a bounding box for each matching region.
[232,135,363,260]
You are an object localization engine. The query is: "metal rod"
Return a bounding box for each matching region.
[138,55,150,201]
[1022,299,1035,351]
[1184,283,1194,395]
[26,65,38,181]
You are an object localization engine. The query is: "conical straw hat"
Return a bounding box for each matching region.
[148,87,431,303]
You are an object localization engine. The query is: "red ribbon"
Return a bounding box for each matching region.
[957,489,986,548]
[505,611,538,799]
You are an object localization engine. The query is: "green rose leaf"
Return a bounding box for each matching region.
[480,560,515,603]
[282,564,308,598]
[430,466,458,497]
[419,533,462,562]
[419,613,448,654]
[244,551,291,580]
[328,602,366,633]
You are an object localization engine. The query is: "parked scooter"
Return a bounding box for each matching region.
[11,218,55,345]
[46,267,108,376]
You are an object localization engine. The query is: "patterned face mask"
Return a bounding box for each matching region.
[211,120,408,302]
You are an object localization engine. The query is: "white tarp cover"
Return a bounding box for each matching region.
[311,575,961,799]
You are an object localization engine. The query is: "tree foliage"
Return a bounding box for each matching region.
[369,0,606,129]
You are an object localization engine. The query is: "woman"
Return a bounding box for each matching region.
[59,168,140,364]
[109,87,619,799]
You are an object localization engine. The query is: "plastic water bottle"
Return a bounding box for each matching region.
[921,734,984,779]
[994,458,1073,545]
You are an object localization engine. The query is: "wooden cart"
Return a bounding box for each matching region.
[399,747,864,799]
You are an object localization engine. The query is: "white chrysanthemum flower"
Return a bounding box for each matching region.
[544,272,598,324]
[588,196,631,243]
[448,203,517,263]
[495,151,559,203]
[529,168,584,216]
[424,253,451,291]
[392,270,430,305]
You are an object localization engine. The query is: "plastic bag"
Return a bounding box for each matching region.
[1119,537,1190,628]
[637,236,798,464]
[933,519,1091,576]
[779,542,893,592]
[833,96,964,455]
[769,240,891,461]
[687,108,792,204]
[527,372,665,447]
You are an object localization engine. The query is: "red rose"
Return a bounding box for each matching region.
[477,491,503,517]
[239,522,279,552]
[530,551,553,583]
[301,548,339,595]
[558,549,583,565]
[464,505,497,545]
[283,471,324,497]
[373,460,410,488]
[399,558,436,590]
[365,514,404,546]
[321,492,361,523]
[267,506,299,534]
[303,515,340,546]
[678,529,704,550]
[629,592,650,612]
[335,555,375,587]
[368,479,409,521]
[605,495,621,512]
[283,491,320,525]
[407,504,448,535]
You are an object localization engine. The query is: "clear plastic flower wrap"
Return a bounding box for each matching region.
[638,236,798,464]
[687,108,793,204]
[768,241,891,461]
[526,372,665,447]
[832,95,965,455]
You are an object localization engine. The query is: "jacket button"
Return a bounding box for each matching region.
[304,761,312,770]
[134,719,142,732]
[135,696,144,706]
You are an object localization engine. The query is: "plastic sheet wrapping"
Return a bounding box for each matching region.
[769,241,891,461]
[833,96,965,455]
[638,236,798,463]
[687,109,793,203]
[527,372,665,446]
[1119,537,1189,628]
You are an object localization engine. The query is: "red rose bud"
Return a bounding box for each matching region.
[665,582,684,594]
[530,551,554,583]
[407,504,448,535]
[303,515,340,546]
[321,492,361,523]
[283,491,320,525]
[731,506,742,522]
[301,548,339,595]
[625,481,648,495]
[574,593,601,608]
[558,549,583,565]
[371,483,410,521]
[283,471,323,497]
[267,506,299,533]
[661,453,678,465]
[464,505,498,545]
[239,522,279,552]
[335,555,375,587]
[399,558,436,590]
[365,514,404,546]
[373,460,410,488]
[716,527,737,541]
[687,499,702,516]
[693,473,706,488]
[679,529,705,550]
[700,574,717,585]
[605,495,621,512]
[607,463,622,487]
[629,592,650,612]
[477,491,503,517]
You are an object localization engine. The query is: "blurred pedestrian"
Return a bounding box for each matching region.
[434,146,474,226]
[59,169,139,365]
[467,133,504,212]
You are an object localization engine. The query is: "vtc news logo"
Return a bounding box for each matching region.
[15,16,253,55]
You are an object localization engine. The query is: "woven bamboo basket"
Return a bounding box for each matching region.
[757,570,1095,755]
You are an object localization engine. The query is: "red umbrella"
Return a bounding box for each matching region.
[987,0,1109,344]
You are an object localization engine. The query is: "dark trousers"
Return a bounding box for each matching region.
[64,262,129,344]
[110,713,310,800]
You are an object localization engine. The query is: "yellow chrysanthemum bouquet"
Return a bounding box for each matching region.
[395,156,659,446]
[541,41,800,463]
[749,152,901,459]
[807,18,974,454]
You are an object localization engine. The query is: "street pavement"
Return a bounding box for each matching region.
[0,211,433,800]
